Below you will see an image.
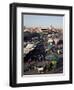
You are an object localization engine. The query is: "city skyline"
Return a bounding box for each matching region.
[23,14,64,28]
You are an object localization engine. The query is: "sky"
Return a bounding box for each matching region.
[23,14,63,28]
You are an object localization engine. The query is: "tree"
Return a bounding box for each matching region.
[51,54,58,70]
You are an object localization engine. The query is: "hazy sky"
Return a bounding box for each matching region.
[23,14,63,28]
